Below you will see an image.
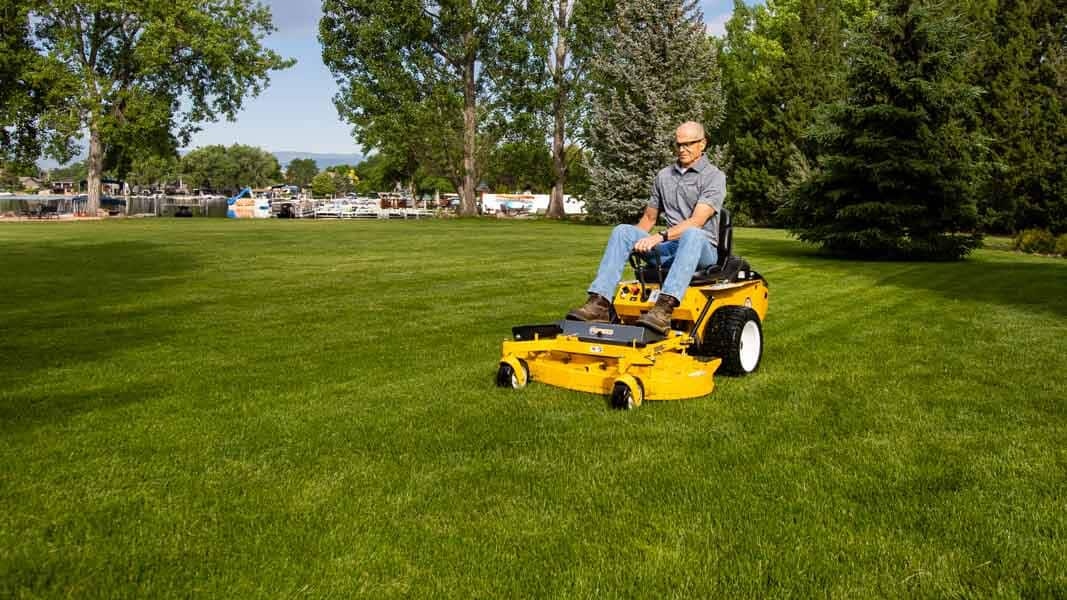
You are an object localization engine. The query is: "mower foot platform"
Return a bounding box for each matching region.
[513,321,664,346]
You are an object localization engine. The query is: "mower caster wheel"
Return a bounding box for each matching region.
[496,359,529,389]
[610,376,643,410]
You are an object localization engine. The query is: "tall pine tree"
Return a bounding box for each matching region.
[583,0,725,224]
[716,0,873,226]
[970,0,1066,234]
[786,0,985,259]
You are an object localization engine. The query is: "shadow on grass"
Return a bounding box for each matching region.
[0,382,165,434]
[737,234,823,261]
[738,233,1066,319]
[0,239,198,410]
[876,257,1067,319]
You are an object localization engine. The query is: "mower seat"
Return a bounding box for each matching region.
[636,207,752,285]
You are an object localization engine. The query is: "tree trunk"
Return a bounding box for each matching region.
[461,53,478,217]
[87,119,104,216]
[549,118,566,218]
[547,0,570,220]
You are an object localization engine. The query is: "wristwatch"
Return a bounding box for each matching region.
[660,230,669,243]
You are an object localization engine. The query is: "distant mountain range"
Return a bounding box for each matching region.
[38,150,366,171]
[271,151,365,170]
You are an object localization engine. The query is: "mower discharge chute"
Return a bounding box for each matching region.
[497,209,768,409]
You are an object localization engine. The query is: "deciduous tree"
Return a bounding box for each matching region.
[485,141,553,193]
[324,165,361,195]
[519,0,610,217]
[286,158,319,188]
[0,0,75,170]
[351,153,403,194]
[29,0,292,213]
[310,171,336,198]
[46,160,89,185]
[127,154,179,190]
[181,144,281,195]
[320,0,537,216]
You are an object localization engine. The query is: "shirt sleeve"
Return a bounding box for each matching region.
[698,169,726,212]
[647,172,662,210]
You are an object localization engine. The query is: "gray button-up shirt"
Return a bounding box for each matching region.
[647,155,727,246]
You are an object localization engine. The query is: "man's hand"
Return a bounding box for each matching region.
[633,234,663,254]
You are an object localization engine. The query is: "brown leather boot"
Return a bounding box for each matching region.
[566,293,613,322]
[636,294,679,334]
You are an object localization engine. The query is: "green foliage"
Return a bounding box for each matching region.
[285,158,319,188]
[0,0,77,170]
[1056,234,1067,257]
[716,0,875,225]
[0,170,20,190]
[485,142,553,193]
[127,154,180,190]
[320,0,539,215]
[415,175,455,196]
[514,0,613,217]
[97,90,181,181]
[45,160,88,183]
[324,164,360,195]
[584,0,725,224]
[350,153,399,194]
[1,222,1065,596]
[310,172,337,198]
[181,145,282,194]
[564,144,591,197]
[0,1,53,158]
[1014,228,1056,254]
[967,0,1067,234]
[786,0,985,260]
[27,0,293,211]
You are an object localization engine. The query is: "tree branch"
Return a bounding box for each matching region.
[66,8,90,69]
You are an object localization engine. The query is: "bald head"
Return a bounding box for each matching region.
[677,121,706,140]
[674,121,707,168]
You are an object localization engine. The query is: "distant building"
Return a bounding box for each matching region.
[50,180,77,194]
[19,177,43,192]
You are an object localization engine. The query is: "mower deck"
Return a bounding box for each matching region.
[501,321,722,402]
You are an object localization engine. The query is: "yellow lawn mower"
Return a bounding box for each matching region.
[496,209,768,409]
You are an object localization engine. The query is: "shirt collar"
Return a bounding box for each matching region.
[673,154,709,175]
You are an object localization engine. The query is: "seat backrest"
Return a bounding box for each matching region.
[716,207,732,266]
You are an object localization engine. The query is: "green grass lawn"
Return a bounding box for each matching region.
[1,219,1064,598]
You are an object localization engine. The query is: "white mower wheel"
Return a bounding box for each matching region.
[496,360,528,389]
[610,377,644,410]
[706,307,764,376]
[738,319,762,373]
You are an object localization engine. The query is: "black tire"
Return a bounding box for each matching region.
[701,307,763,376]
[610,380,640,410]
[496,361,528,389]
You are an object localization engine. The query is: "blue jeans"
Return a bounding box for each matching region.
[589,225,718,301]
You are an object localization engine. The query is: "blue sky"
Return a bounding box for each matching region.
[185,1,737,155]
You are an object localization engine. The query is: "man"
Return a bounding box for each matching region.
[567,121,726,334]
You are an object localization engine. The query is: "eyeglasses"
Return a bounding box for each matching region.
[673,138,704,151]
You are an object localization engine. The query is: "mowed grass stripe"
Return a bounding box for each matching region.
[0,219,1064,598]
